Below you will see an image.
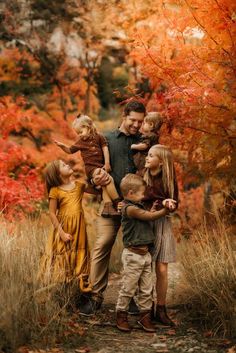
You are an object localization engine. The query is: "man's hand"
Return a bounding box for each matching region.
[92,168,110,187]
[117,200,125,213]
[59,231,73,242]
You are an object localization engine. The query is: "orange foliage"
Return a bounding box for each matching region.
[115,0,236,227]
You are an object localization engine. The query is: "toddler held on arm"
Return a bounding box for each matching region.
[54,114,121,217]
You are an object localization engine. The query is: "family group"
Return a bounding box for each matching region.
[39,100,179,333]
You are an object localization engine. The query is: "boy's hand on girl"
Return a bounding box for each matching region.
[60,231,73,242]
[150,200,161,212]
[162,199,176,212]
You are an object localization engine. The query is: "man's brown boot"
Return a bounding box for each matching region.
[156,305,175,326]
[137,311,156,333]
[116,311,132,332]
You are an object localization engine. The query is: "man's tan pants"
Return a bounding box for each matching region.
[89,215,121,301]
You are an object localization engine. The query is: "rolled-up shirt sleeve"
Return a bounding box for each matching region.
[126,205,166,221]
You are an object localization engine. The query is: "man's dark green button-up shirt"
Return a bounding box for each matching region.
[105,129,140,195]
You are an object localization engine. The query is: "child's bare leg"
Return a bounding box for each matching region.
[154,262,174,326]
[102,187,112,203]
[103,177,119,201]
[92,168,119,202]
[92,169,120,217]
[155,262,168,305]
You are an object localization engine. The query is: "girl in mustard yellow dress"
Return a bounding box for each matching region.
[39,159,90,292]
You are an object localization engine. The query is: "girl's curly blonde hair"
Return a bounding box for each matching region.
[72,114,97,136]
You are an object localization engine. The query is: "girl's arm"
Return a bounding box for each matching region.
[49,198,73,242]
[126,205,168,221]
[131,142,149,151]
[54,140,72,154]
[102,145,111,172]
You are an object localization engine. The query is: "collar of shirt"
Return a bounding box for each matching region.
[114,129,142,139]
[114,128,129,138]
[123,199,145,208]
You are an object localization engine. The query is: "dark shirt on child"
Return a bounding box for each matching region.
[121,200,155,254]
[142,171,179,211]
[133,133,159,171]
[69,133,107,178]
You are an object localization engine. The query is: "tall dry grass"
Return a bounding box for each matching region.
[179,211,236,337]
[0,198,123,350]
[0,216,73,351]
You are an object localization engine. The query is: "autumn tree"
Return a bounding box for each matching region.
[112,0,236,226]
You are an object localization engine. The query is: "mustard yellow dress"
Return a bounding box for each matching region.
[39,181,90,291]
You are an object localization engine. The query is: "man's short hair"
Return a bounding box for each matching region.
[123,100,146,117]
[120,173,146,197]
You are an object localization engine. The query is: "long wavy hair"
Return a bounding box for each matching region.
[72,114,97,136]
[44,160,63,195]
[143,144,175,198]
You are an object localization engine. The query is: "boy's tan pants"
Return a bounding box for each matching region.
[116,248,153,312]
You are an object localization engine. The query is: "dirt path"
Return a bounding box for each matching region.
[58,265,234,353]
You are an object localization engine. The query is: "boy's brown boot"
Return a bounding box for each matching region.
[155,305,175,326]
[137,311,156,332]
[116,311,132,332]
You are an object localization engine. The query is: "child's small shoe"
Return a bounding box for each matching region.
[101,202,120,218]
[153,305,175,327]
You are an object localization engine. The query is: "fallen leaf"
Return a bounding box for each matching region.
[166,329,176,335]
[203,330,213,337]
[75,348,90,353]
[157,335,167,341]
[17,347,29,353]
[174,340,184,347]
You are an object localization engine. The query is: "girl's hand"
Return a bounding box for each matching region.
[60,231,73,242]
[103,163,111,173]
[54,140,65,148]
[162,199,177,212]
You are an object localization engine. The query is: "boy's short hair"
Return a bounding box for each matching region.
[145,112,163,132]
[123,100,146,117]
[120,174,146,197]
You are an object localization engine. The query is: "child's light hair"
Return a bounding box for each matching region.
[72,114,97,136]
[44,160,63,195]
[145,112,163,133]
[144,144,174,198]
[120,173,146,197]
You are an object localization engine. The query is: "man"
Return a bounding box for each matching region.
[79,100,146,316]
